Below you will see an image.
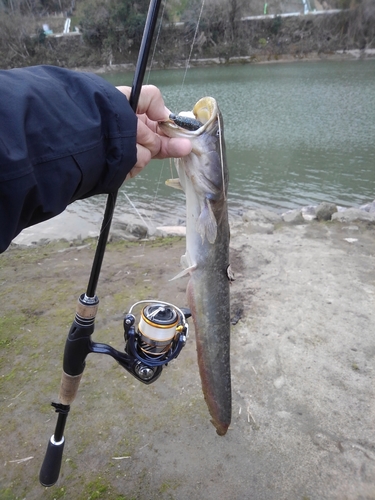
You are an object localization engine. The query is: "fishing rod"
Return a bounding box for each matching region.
[39,0,190,487]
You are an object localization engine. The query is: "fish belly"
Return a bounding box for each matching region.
[187,258,231,435]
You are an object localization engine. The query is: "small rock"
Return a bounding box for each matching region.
[360,200,375,213]
[315,202,338,221]
[245,222,275,234]
[127,223,148,239]
[111,220,149,240]
[156,226,186,236]
[282,209,305,224]
[301,205,317,221]
[332,208,375,223]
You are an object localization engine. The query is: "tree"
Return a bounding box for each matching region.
[77,0,150,54]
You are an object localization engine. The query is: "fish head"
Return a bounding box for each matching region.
[159,97,222,138]
[160,97,228,245]
[159,96,227,197]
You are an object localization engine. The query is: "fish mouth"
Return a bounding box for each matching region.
[160,97,218,137]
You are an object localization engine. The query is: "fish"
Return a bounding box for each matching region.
[159,97,232,436]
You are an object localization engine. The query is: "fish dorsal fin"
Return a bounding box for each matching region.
[196,198,217,244]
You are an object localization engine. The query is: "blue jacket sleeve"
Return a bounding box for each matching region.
[0,65,137,253]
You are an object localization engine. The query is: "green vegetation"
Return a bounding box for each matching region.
[76,0,150,52]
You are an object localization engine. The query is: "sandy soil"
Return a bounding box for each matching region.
[1,215,375,500]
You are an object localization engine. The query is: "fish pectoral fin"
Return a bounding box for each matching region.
[196,199,217,244]
[169,265,197,281]
[165,178,183,191]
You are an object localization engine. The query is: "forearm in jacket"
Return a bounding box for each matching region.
[0,65,137,253]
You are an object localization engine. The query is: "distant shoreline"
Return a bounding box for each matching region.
[76,49,375,75]
[11,200,375,249]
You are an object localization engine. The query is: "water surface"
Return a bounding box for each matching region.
[105,59,375,223]
[16,60,375,243]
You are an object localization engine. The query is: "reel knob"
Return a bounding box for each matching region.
[134,362,158,381]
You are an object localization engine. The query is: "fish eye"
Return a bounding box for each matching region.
[216,129,220,136]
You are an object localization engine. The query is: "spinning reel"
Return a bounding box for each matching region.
[62,294,190,387]
[39,297,190,487]
[123,300,190,383]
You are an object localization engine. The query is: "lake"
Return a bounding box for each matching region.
[106,59,375,224]
[15,59,375,243]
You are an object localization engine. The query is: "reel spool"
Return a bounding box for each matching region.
[138,304,179,357]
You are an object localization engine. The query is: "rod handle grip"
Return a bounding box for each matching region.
[39,436,65,487]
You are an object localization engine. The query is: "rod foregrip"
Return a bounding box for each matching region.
[59,372,83,405]
[39,436,65,487]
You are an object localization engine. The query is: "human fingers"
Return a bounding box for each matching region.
[125,144,151,180]
[126,136,192,181]
[137,118,162,159]
[137,118,192,158]
[116,85,170,122]
[153,136,192,159]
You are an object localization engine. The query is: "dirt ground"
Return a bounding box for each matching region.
[1,214,375,500]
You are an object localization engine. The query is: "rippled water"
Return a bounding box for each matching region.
[105,59,375,218]
[29,60,375,240]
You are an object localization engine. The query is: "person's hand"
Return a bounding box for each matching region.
[116,85,192,180]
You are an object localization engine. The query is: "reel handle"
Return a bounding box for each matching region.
[39,436,65,487]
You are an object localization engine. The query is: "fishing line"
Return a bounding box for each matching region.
[149,159,169,221]
[143,0,174,227]
[119,1,167,232]
[150,0,207,224]
[178,0,206,102]
[218,115,226,201]
[145,0,167,84]
[151,0,207,216]
[139,0,207,227]
[121,192,151,229]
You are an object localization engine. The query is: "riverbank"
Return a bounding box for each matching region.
[85,47,375,75]
[11,200,375,248]
[1,209,375,499]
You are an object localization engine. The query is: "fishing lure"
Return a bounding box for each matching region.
[169,113,203,131]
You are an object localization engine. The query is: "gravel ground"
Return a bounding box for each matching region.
[1,214,375,500]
